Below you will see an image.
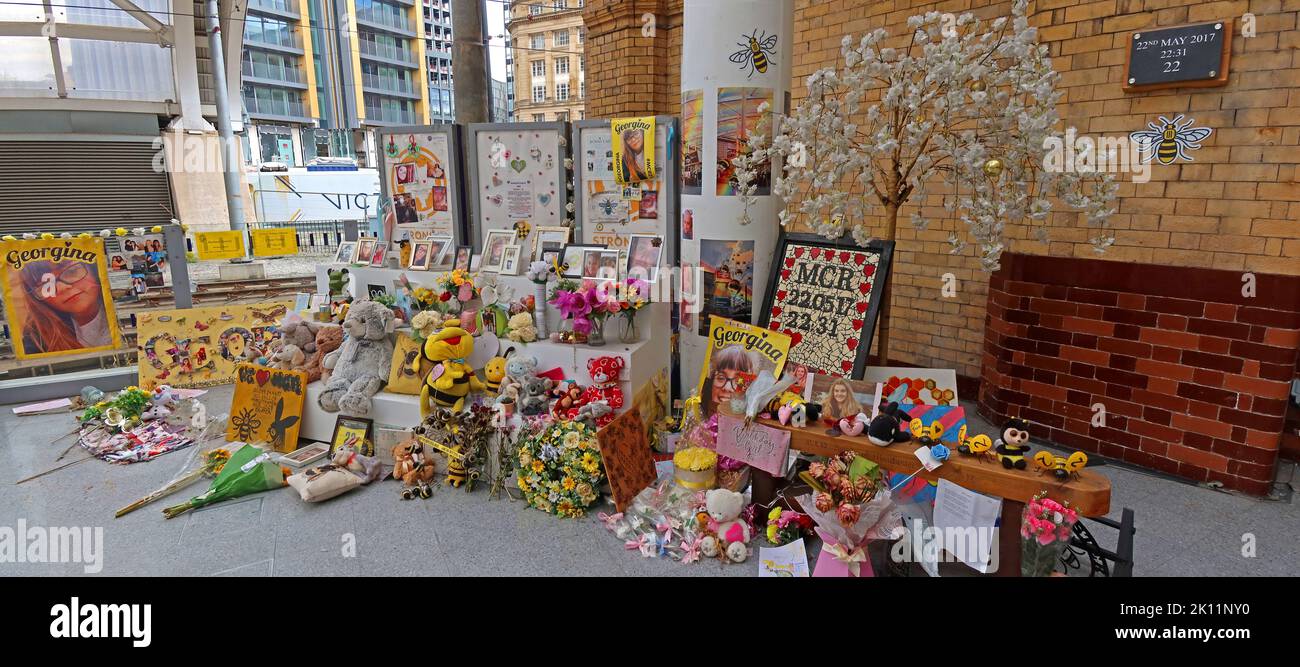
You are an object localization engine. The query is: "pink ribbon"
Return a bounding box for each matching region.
[624,534,655,558]
[680,537,703,564]
[656,520,675,543]
[598,512,623,531]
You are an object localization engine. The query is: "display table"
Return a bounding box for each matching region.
[763,418,1112,576]
[301,333,671,444]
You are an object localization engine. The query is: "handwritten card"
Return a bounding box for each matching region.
[715,414,791,476]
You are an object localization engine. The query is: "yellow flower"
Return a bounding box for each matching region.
[562,476,576,491]
[768,506,783,521]
[563,432,580,449]
[531,460,544,474]
[581,452,599,473]
[673,447,717,472]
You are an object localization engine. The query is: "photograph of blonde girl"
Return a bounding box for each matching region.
[6,256,117,358]
[698,344,756,417]
[616,128,648,183]
[821,377,864,422]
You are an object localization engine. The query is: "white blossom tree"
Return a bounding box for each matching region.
[735,0,1118,359]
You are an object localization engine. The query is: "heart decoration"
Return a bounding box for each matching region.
[811,248,821,260]
[769,320,781,330]
[863,265,875,277]
[789,332,803,346]
[780,269,790,280]
[839,251,850,262]
[510,158,527,173]
[776,289,787,301]
[770,306,782,318]
[854,253,866,265]
[491,174,502,187]
[784,257,795,268]
[841,360,854,373]
[859,282,871,294]
[793,247,805,258]
[856,302,868,314]
[255,369,270,387]
[538,193,552,205]
[852,319,863,331]
[846,338,858,351]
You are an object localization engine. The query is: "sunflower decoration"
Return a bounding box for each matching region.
[515,420,603,518]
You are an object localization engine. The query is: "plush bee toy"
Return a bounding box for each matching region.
[481,347,510,397]
[995,418,1033,470]
[418,318,485,417]
[1033,450,1088,481]
[764,392,822,428]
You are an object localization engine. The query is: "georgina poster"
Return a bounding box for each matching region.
[610,116,656,184]
[1,237,121,360]
[696,316,791,418]
[136,302,293,390]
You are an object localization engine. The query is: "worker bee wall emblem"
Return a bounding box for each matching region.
[729,29,778,78]
[1130,115,1212,165]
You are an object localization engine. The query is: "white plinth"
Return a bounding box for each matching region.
[298,306,671,444]
[219,261,267,281]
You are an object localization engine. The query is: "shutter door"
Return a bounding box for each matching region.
[0,140,174,236]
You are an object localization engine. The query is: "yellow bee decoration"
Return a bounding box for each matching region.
[1130,114,1212,165]
[728,29,778,78]
[1033,450,1089,482]
[445,445,468,488]
[955,425,995,463]
[908,419,944,446]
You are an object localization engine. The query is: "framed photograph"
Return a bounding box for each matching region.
[330,415,374,457]
[500,245,522,275]
[368,243,387,267]
[626,233,664,283]
[532,226,571,261]
[581,248,621,283]
[354,238,376,265]
[426,235,454,269]
[561,244,604,278]
[408,240,433,270]
[452,245,473,272]
[334,241,356,264]
[366,283,387,299]
[481,229,515,272]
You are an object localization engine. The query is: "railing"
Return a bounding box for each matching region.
[243,95,308,118]
[355,6,414,33]
[246,219,354,256]
[246,28,302,50]
[362,73,416,95]
[242,60,305,84]
[364,105,417,124]
[357,39,416,64]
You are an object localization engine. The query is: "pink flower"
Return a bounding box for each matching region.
[807,462,826,478]
[814,492,834,513]
[1036,530,1056,546]
[837,503,861,527]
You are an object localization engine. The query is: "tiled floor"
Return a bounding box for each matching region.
[2,386,1294,576]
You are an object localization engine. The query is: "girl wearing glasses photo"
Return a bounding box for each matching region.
[9,258,113,356]
[699,345,755,417]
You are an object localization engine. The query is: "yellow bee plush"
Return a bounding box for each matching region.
[419,319,485,417]
[481,354,507,396]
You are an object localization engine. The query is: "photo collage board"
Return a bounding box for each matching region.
[377,125,464,249]
[466,122,571,276]
[572,117,680,280]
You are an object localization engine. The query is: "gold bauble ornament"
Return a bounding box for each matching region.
[971,80,987,92]
[983,158,1004,178]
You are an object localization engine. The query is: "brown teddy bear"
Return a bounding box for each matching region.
[392,439,435,500]
[549,380,586,419]
[303,324,344,383]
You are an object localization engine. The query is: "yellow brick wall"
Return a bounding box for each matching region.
[584,0,683,117]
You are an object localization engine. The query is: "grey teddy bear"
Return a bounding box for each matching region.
[318,299,395,416]
[519,375,553,416]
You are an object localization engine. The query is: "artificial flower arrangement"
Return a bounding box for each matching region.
[673,413,751,492]
[614,277,650,342]
[515,420,604,518]
[766,506,814,546]
[79,386,152,430]
[549,279,618,343]
[672,446,717,490]
[600,478,711,563]
[401,269,479,316]
[795,451,904,577]
[1020,491,1080,577]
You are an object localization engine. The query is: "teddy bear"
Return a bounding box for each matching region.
[549,380,587,419]
[318,299,395,416]
[581,356,625,427]
[392,439,435,500]
[519,375,554,417]
[303,324,344,383]
[573,400,612,431]
[268,343,306,371]
[332,440,385,484]
[700,488,752,563]
[496,352,538,406]
[278,313,320,353]
[505,311,538,343]
[418,318,485,417]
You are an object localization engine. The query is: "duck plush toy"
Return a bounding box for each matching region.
[419,318,485,418]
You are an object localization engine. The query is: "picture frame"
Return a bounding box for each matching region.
[408,240,433,270]
[452,245,473,272]
[279,442,330,468]
[354,238,376,265]
[626,233,664,283]
[581,248,621,283]
[368,242,387,268]
[329,415,374,457]
[481,229,515,272]
[532,226,571,261]
[758,231,895,379]
[560,244,605,278]
[426,235,454,269]
[334,241,356,264]
[500,244,522,275]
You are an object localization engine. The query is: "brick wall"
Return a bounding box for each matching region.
[583,0,683,118]
[980,252,1300,495]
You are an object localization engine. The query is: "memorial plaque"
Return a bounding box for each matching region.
[1124,20,1231,92]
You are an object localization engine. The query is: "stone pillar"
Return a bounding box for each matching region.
[582,0,682,117]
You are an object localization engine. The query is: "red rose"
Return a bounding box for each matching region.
[439,291,451,302]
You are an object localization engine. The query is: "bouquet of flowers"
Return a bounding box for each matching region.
[116,446,231,517]
[162,444,290,519]
[766,506,813,545]
[600,478,710,563]
[549,279,617,337]
[79,386,151,431]
[796,451,903,577]
[1020,492,1080,577]
[515,420,604,518]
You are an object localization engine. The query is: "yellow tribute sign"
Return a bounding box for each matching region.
[250,228,299,257]
[195,230,247,260]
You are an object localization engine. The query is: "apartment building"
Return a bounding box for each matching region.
[424,0,455,122]
[506,0,586,123]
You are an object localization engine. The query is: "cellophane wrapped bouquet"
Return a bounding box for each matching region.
[795,451,904,577]
[600,477,713,564]
[1020,492,1079,577]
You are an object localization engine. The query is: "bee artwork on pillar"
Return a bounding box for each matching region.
[728,29,779,78]
[759,232,894,380]
[1130,115,1212,165]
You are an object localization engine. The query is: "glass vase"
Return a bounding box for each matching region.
[618,313,639,343]
[587,318,607,347]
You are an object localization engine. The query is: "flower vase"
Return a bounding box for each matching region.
[618,313,639,343]
[1019,496,1078,577]
[532,282,548,338]
[1021,533,1070,577]
[587,318,607,347]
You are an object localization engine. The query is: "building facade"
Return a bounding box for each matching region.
[492,78,511,122]
[506,0,586,122]
[424,0,455,122]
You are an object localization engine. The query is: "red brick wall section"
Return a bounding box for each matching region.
[978,252,1300,496]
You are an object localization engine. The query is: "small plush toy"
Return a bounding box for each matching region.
[497,352,538,406]
[332,440,385,484]
[327,268,350,299]
[764,391,822,428]
[303,324,344,383]
[505,311,538,343]
[268,343,306,371]
[481,352,507,397]
[995,418,1033,470]
[418,318,485,417]
[278,313,320,353]
[866,401,912,447]
[581,356,625,427]
[519,375,554,416]
[699,488,752,563]
[319,299,395,416]
[573,400,612,431]
[838,412,869,437]
[392,439,435,500]
[549,380,587,419]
